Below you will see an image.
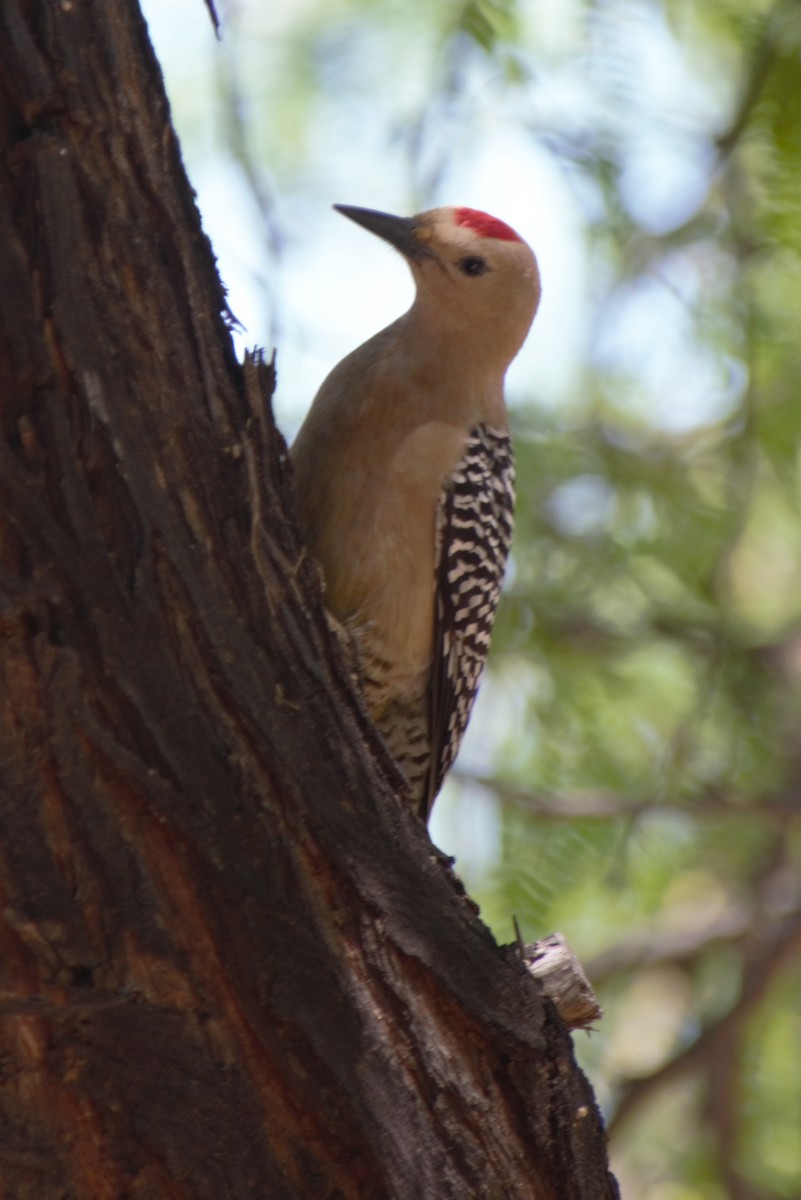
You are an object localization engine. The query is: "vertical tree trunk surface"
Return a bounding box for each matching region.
[0,3,619,1196]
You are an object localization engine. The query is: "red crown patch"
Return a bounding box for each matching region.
[454,208,522,242]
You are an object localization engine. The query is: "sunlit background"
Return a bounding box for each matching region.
[141,0,801,1194]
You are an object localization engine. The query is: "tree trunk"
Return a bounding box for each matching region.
[0,3,619,1196]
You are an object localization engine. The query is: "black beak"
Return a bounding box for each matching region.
[334,204,433,264]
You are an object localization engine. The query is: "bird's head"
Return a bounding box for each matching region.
[334,203,541,368]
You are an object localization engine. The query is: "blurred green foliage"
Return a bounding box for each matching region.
[474,4,801,1194]
[150,0,801,1193]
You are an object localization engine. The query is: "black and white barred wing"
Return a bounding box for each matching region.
[425,425,515,818]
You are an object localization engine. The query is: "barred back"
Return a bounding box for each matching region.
[425,424,515,818]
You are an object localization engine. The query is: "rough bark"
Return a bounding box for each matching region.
[0,3,619,1197]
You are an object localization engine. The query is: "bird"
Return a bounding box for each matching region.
[291,204,541,821]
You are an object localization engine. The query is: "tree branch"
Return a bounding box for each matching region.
[455,770,801,825]
[607,906,801,1136]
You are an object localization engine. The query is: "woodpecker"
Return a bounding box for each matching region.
[291,204,541,821]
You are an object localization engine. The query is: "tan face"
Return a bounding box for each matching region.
[410,206,542,362]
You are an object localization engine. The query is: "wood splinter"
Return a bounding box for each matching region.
[520,930,602,1032]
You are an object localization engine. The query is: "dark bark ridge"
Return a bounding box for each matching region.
[0,3,618,1197]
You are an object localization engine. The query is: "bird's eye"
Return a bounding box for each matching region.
[458,256,488,277]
